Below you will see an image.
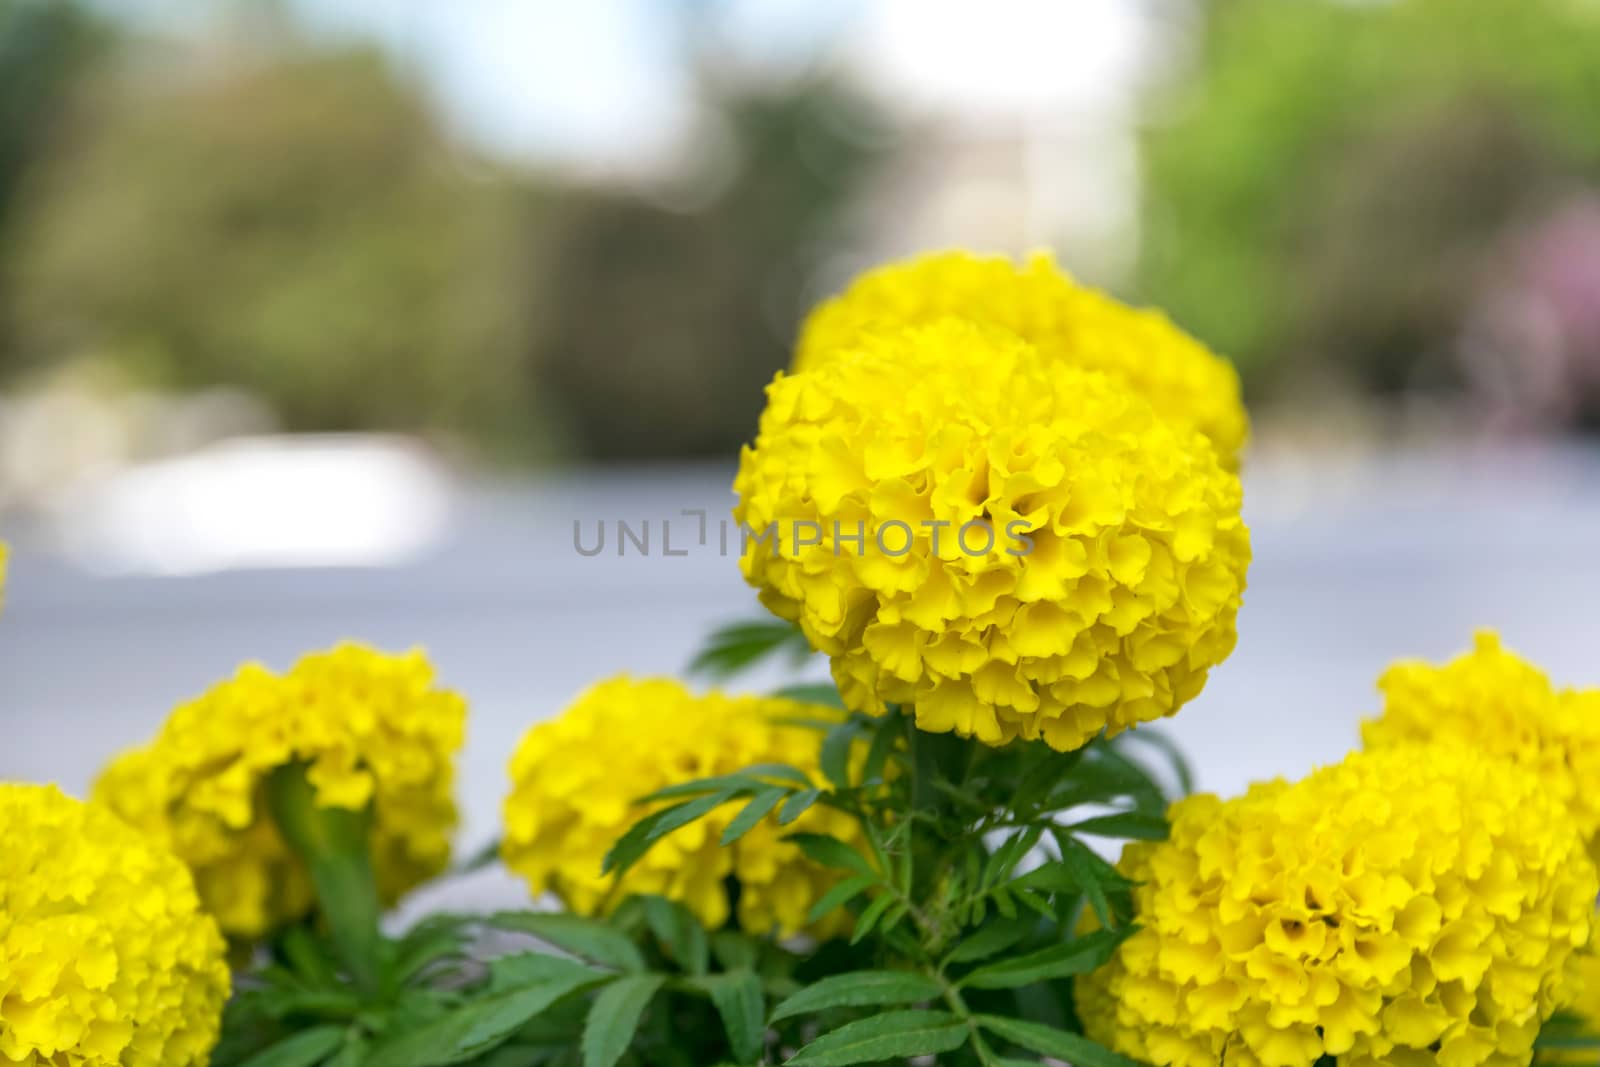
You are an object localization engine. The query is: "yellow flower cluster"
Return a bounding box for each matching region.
[1363,630,1600,854]
[502,676,866,939]
[794,250,1249,468]
[0,784,230,1067]
[94,644,466,939]
[734,319,1250,752]
[1076,746,1596,1067]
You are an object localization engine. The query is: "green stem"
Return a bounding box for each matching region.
[934,971,1001,1066]
[267,763,384,997]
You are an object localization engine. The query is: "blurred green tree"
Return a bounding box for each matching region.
[3,45,542,457]
[1140,0,1600,399]
[524,74,894,459]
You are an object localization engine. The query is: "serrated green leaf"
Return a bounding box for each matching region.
[710,930,759,973]
[721,787,788,847]
[784,1010,967,1066]
[861,718,900,784]
[646,790,738,843]
[778,788,821,825]
[488,913,645,972]
[236,1026,347,1067]
[769,971,944,1023]
[639,895,710,975]
[488,952,608,993]
[582,974,665,1067]
[976,1015,1143,1067]
[787,833,878,879]
[958,928,1126,989]
[804,874,876,926]
[367,975,608,1067]
[943,918,1035,965]
[691,970,766,1063]
[1067,812,1170,841]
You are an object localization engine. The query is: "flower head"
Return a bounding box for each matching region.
[795,250,1249,467]
[94,643,466,938]
[502,676,866,939]
[734,319,1249,752]
[0,783,230,1067]
[1075,745,1597,1067]
[1362,630,1600,853]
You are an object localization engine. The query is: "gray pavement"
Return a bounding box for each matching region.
[5,443,1599,876]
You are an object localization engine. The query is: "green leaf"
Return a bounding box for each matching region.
[820,721,860,790]
[645,791,738,843]
[777,788,821,826]
[976,1015,1143,1067]
[804,874,876,926]
[1017,838,1130,928]
[602,809,672,879]
[691,970,766,1063]
[942,918,1035,965]
[784,1010,968,1066]
[367,977,607,1067]
[741,762,818,789]
[849,892,896,945]
[861,717,900,784]
[721,787,788,846]
[265,763,383,996]
[236,1026,347,1067]
[1115,728,1195,797]
[710,930,759,973]
[487,952,607,994]
[769,971,944,1023]
[958,928,1126,989]
[453,837,503,874]
[771,683,845,709]
[1067,812,1170,841]
[639,895,710,975]
[582,974,665,1067]
[786,832,878,879]
[638,774,762,803]
[690,619,809,679]
[488,913,646,972]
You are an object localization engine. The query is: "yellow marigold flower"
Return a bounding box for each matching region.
[734,319,1250,752]
[1075,745,1597,1067]
[1362,631,1600,854]
[794,250,1249,468]
[94,644,466,939]
[0,784,230,1067]
[502,676,867,939]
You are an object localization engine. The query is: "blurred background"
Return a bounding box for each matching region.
[4,0,1599,893]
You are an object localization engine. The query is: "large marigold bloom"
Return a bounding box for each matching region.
[94,644,466,939]
[1075,746,1597,1067]
[0,784,230,1067]
[794,250,1249,468]
[734,319,1249,752]
[1362,631,1600,854]
[502,676,866,939]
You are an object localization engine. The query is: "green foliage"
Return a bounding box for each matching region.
[1141,0,1600,391]
[3,43,541,457]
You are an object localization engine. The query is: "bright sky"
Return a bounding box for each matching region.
[100,0,1152,167]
